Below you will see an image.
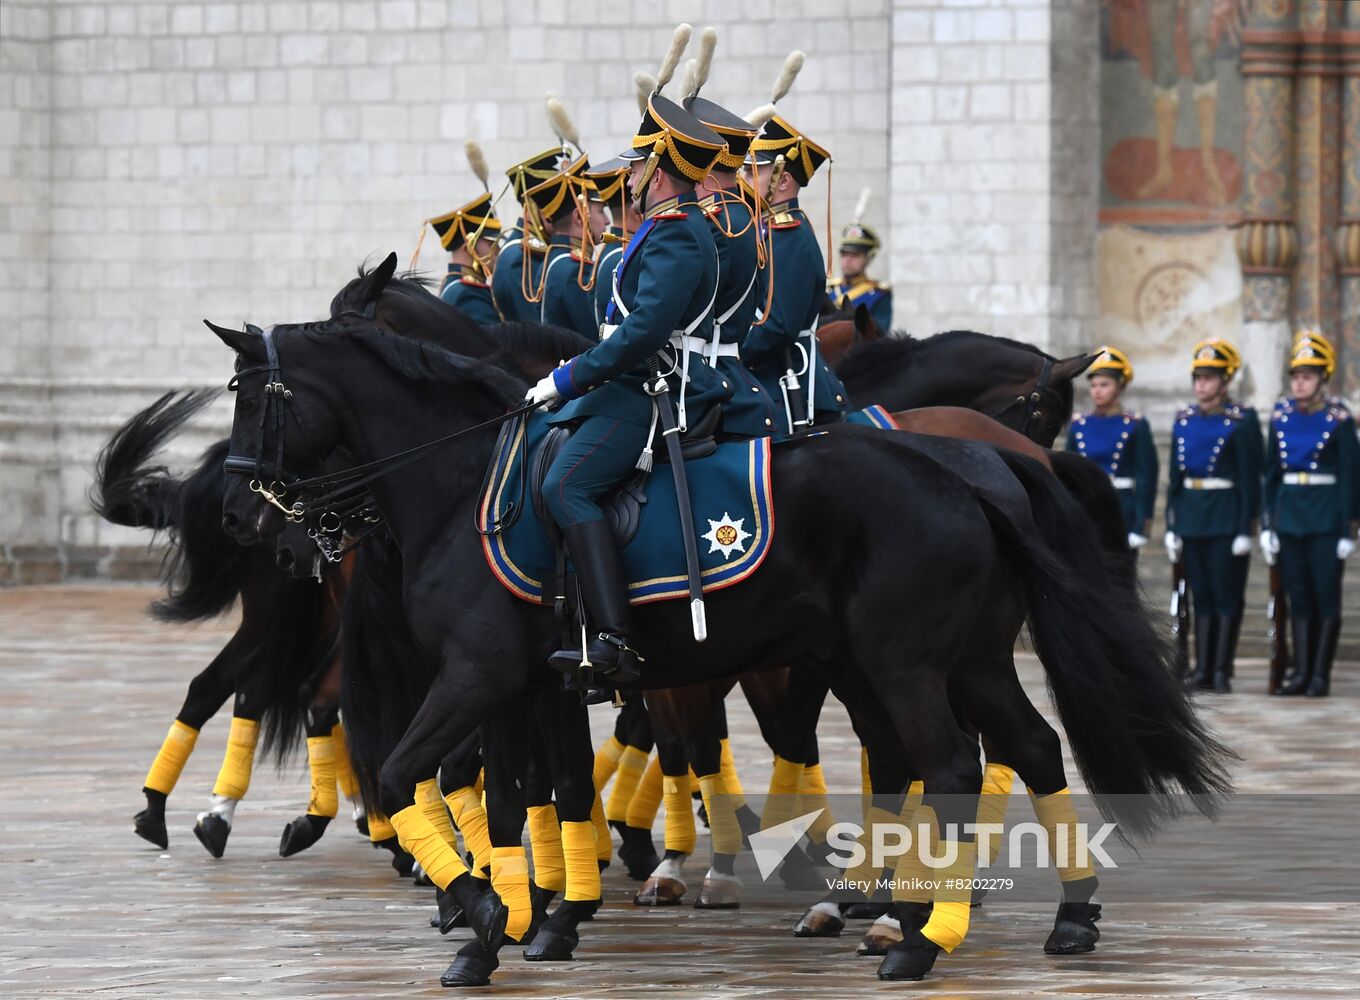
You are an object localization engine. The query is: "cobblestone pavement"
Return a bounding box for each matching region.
[2,586,1358,998]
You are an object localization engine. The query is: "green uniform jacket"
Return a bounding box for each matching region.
[741,199,850,426]
[549,195,731,429]
[592,229,626,332]
[1263,396,1357,539]
[540,233,597,338]
[440,266,500,326]
[1166,401,1264,538]
[490,223,545,323]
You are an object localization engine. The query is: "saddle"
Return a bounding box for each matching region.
[528,406,722,549]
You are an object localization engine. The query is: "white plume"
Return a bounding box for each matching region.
[655,23,693,93]
[771,50,805,104]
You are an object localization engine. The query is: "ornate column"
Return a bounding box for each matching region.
[1338,1,1360,394]
[1236,0,1300,408]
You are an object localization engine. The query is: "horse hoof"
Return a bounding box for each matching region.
[355,813,369,837]
[193,813,230,859]
[523,925,579,962]
[857,915,902,956]
[876,932,941,981]
[794,901,844,937]
[633,876,686,906]
[429,912,441,929]
[441,943,499,988]
[437,887,465,935]
[776,849,826,890]
[374,836,415,877]
[694,871,742,909]
[412,863,434,887]
[1043,901,1101,955]
[467,887,510,952]
[613,822,660,881]
[279,814,330,857]
[842,900,889,920]
[971,886,987,907]
[134,809,169,850]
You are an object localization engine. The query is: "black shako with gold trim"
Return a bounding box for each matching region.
[683,95,758,171]
[619,94,726,184]
[428,190,501,255]
[749,114,830,186]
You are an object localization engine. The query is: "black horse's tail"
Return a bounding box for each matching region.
[91,389,216,530]
[985,450,1234,839]
[339,531,442,807]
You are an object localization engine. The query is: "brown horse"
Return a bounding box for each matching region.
[817,303,883,368]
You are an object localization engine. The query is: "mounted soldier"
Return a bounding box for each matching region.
[1164,338,1263,693]
[584,156,640,333]
[741,55,851,434]
[1065,346,1158,553]
[428,142,502,326]
[828,188,892,335]
[1260,331,1357,697]
[524,91,732,683]
[491,148,568,323]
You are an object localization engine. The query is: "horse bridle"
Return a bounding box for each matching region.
[987,357,1055,440]
[223,325,306,521]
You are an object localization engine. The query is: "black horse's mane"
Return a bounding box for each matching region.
[486,320,592,364]
[837,329,1052,383]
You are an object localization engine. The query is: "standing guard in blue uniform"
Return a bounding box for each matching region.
[584,157,641,333]
[526,154,605,338]
[827,189,892,334]
[525,95,732,682]
[491,148,568,323]
[1164,338,1264,693]
[684,89,778,439]
[428,184,502,326]
[1260,331,1356,697]
[1065,346,1158,552]
[742,115,850,433]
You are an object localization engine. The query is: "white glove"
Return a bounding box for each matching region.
[1231,534,1252,557]
[1127,532,1148,550]
[1164,531,1182,564]
[1338,538,1355,561]
[1259,530,1279,566]
[526,373,561,407]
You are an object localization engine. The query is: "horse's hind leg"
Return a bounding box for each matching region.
[633,690,698,906]
[524,690,601,961]
[278,694,341,858]
[134,629,246,849]
[191,647,270,859]
[608,699,659,880]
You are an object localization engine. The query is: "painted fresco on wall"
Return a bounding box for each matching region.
[1100,0,1247,226]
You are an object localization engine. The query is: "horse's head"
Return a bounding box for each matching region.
[208,320,343,544]
[818,303,884,368]
[329,252,399,324]
[275,517,324,580]
[981,350,1095,447]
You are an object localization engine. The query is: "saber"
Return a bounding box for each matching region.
[1170,557,1189,677]
[645,354,707,642]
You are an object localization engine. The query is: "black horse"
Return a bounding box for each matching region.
[211,318,1230,984]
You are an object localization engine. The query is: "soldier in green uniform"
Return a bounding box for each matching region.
[741,115,850,433]
[527,156,606,338]
[527,95,732,681]
[584,157,641,332]
[684,92,778,438]
[1164,338,1264,693]
[428,190,502,326]
[827,198,892,334]
[491,149,568,323]
[1064,346,1158,552]
[1261,331,1357,697]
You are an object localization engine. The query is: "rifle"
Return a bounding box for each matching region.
[1170,556,1189,676]
[1266,563,1289,694]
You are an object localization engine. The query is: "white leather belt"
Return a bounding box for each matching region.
[708,341,740,358]
[670,333,715,356]
[1110,476,1135,490]
[1185,477,1234,490]
[1283,472,1336,485]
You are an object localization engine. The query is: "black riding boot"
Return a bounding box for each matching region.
[1188,614,1217,689]
[1276,616,1314,695]
[547,521,641,684]
[1210,614,1237,693]
[1305,618,1340,698]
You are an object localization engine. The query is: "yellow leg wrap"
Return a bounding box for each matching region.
[890,801,934,904]
[367,810,395,843]
[920,841,977,953]
[976,763,1015,867]
[305,736,339,818]
[1029,786,1097,882]
[625,753,664,830]
[662,773,696,854]
[331,723,360,800]
[561,820,602,901]
[698,773,744,856]
[800,763,834,844]
[593,735,626,791]
[527,804,566,892]
[445,785,492,877]
[718,738,746,806]
[472,767,484,799]
[211,716,259,799]
[590,791,612,862]
[144,720,198,795]
[860,745,873,820]
[847,805,898,887]
[491,847,532,942]
[760,755,804,831]
[390,803,469,891]
[416,779,456,847]
[607,746,648,823]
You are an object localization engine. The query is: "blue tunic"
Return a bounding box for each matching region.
[490,222,547,323]
[592,229,626,332]
[1263,397,1356,539]
[439,264,500,326]
[1064,410,1158,534]
[539,233,597,338]
[828,277,892,334]
[1165,401,1263,539]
